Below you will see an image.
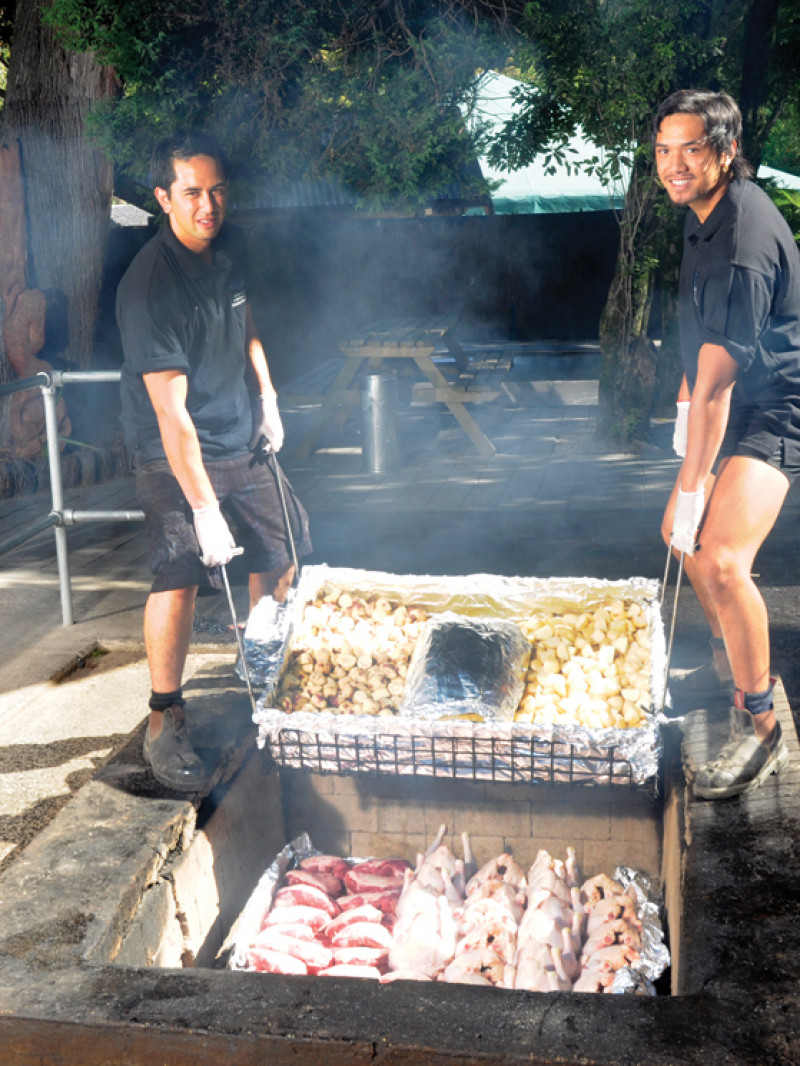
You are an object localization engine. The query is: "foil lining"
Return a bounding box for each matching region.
[247,565,665,786]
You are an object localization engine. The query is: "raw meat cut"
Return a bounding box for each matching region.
[247,946,308,975]
[261,905,329,933]
[273,884,340,917]
[331,920,393,950]
[318,964,382,979]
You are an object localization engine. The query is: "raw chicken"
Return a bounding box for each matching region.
[441,947,515,988]
[388,893,459,977]
[465,853,526,896]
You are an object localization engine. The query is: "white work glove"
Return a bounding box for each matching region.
[250,393,284,454]
[192,502,241,568]
[673,400,690,458]
[671,488,705,556]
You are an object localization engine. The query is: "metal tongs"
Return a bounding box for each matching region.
[659,545,685,715]
[249,433,299,579]
[219,550,258,715]
[220,435,300,715]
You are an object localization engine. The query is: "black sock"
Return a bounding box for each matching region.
[149,688,185,712]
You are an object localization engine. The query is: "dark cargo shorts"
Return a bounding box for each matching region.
[718,400,800,485]
[134,451,312,594]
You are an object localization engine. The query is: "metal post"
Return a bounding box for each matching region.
[40,382,73,625]
[361,372,399,474]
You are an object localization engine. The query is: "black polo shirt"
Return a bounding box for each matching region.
[117,221,252,463]
[679,178,800,424]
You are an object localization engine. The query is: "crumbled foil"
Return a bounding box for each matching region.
[246,565,665,786]
[604,866,671,993]
[236,588,298,686]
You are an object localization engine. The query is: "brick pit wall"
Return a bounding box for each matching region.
[280,771,662,882]
[117,748,663,977]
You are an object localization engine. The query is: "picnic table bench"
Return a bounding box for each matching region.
[291,315,510,459]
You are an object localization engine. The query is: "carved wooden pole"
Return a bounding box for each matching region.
[0,139,70,458]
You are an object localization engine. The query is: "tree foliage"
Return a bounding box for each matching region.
[484,0,800,441]
[44,0,509,208]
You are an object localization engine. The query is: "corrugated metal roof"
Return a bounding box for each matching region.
[111,202,154,227]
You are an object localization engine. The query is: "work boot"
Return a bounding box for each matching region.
[693,706,789,800]
[143,705,211,793]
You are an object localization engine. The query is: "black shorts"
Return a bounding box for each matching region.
[134,451,312,593]
[718,401,800,484]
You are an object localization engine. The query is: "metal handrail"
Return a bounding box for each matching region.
[0,369,144,625]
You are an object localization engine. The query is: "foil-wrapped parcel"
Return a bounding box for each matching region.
[247,565,666,786]
[401,613,531,722]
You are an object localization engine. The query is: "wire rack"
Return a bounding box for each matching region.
[267,727,659,795]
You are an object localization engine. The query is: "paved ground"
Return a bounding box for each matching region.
[1,341,800,873]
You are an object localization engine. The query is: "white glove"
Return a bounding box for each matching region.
[673,401,690,458]
[192,502,241,568]
[671,488,705,556]
[250,393,284,454]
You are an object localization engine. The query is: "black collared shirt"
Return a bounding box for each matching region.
[117,221,252,463]
[679,178,800,417]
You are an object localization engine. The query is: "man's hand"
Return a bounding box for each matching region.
[192,502,240,567]
[250,393,284,454]
[673,400,690,458]
[671,488,705,556]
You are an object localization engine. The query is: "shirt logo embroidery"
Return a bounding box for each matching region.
[231,290,246,308]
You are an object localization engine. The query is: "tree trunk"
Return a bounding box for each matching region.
[1,0,119,372]
[596,157,661,443]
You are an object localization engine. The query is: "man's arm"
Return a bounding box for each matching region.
[245,304,284,452]
[143,369,217,509]
[681,342,738,491]
[245,305,277,399]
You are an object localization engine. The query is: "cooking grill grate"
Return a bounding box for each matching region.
[269,727,658,794]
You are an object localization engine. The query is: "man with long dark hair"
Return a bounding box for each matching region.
[655,89,799,798]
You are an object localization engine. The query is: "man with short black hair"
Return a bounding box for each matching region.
[655,88,799,799]
[118,130,311,792]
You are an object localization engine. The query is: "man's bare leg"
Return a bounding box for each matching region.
[249,563,295,613]
[663,456,789,738]
[691,456,789,739]
[662,471,732,680]
[144,585,198,739]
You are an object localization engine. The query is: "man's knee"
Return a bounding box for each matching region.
[692,543,742,597]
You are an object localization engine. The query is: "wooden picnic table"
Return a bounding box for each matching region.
[292,314,506,459]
